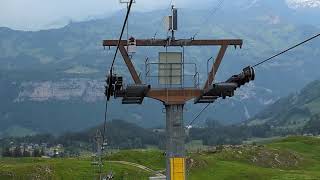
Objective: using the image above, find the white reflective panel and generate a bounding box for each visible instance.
[159,52,182,85]
[125,45,136,54]
[164,16,173,31]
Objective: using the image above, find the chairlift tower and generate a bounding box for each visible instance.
[103,5,255,180]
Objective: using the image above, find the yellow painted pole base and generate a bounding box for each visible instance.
[170,157,185,180]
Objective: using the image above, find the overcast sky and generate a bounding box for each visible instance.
[0,0,214,31]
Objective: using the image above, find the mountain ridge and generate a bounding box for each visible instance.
[247,80,320,133]
[1,0,320,32]
[0,5,320,137]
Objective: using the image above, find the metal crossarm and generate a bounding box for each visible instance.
[103,39,243,47]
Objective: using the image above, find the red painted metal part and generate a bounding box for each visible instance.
[103,39,243,47]
[103,38,243,105]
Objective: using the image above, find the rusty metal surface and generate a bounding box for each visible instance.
[119,45,142,84]
[204,45,228,90]
[147,88,202,105]
[195,66,255,104]
[105,38,244,105]
[103,39,243,47]
[122,84,150,104]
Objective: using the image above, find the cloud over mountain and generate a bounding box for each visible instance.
[286,0,320,9]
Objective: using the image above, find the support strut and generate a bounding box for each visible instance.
[165,104,186,180]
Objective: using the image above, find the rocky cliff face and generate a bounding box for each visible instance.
[15,79,104,103]
[1,2,320,136]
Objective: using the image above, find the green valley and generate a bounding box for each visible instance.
[1,136,320,179]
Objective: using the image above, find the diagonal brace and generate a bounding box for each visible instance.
[119,45,142,84]
[204,45,228,89]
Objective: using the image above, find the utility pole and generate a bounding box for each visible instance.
[92,130,105,180]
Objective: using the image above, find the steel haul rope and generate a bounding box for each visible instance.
[192,0,225,39]
[110,0,134,70]
[253,33,320,68]
[188,103,212,126]
[102,0,134,145]
[188,33,320,127]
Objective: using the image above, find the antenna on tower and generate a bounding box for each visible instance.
[164,4,178,40]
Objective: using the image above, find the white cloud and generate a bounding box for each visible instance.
[0,0,215,31]
[0,0,121,30]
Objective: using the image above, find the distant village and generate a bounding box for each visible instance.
[1,142,64,158]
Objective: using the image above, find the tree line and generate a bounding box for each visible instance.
[1,117,319,156]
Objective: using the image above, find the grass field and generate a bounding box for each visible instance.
[1,136,320,179]
[0,158,152,179]
[188,136,320,180]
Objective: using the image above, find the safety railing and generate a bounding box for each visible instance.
[145,60,199,88]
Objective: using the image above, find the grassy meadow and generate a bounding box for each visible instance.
[1,136,320,179]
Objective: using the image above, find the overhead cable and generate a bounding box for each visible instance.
[192,0,225,39]
[103,0,134,144]
[253,33,320,67]
[188,103,212,126]
[110,0,134,70]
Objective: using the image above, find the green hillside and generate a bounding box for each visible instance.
[0,120,164,152]
[1,136,320,179]
[248,80,320,134]
[0,158,152,179]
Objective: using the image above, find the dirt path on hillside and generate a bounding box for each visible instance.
[108,161,165,177]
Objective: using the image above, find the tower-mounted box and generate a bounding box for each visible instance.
[127,37,136,54]
[164,8,178,31]
[164,16,173,31]
[158,52,182,85]
[172,8,178,31]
